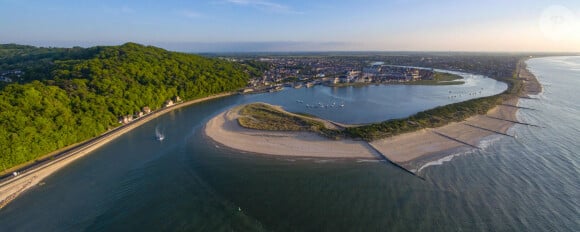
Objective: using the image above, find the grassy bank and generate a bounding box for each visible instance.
[237,103,340,138]
[238,103,324,131]
[407,72,464,85]
[344,95,503,140]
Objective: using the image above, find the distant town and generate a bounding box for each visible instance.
[221,54,520,94]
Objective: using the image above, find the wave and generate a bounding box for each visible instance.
[314,159,335,164]
[417,134,506,173]
[416,152,466,173]
[356,159,381,163]
[478,135,504,150]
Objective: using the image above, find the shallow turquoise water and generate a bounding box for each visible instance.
[0,58,578,231]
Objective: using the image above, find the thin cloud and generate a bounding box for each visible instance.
[120,6,135,14]
[225,0,302,14]
[103,5,135,15]
[181,10,203,19]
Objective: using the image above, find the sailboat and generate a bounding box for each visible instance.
[155,126,165,141]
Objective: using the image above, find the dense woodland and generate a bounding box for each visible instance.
[0,43,251,172]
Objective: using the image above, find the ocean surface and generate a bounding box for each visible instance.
[0,58,578,231]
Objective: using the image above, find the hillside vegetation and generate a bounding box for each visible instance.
[237,103,340,139]
[344,95,503,140]
[0,43,250,172]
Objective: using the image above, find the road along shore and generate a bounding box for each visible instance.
[0,93,233,210]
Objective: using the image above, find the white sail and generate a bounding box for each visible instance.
[155,126,165,141]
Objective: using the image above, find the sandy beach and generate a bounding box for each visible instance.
[369,97,519,170]
[205,106,377,158]
[0,92,233,210]
[205,63,541,172]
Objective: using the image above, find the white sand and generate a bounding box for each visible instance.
[205,107,377,158]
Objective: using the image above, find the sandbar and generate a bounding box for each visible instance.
[205,106,377,158]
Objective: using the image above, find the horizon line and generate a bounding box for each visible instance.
[2,42,580,55]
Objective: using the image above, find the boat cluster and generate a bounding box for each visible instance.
[297,100,345,109]
[448,88,484,99]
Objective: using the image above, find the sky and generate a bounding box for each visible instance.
[1,0,579,52]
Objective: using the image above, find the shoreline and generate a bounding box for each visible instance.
[204,61,542,173]
[0,92,233,210]
[205,105,378,159]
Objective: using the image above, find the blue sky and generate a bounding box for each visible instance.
[1,0,579,52]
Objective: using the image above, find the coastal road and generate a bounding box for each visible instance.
[0,93,233,209]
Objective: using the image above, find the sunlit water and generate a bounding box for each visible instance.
[0,59,578,231]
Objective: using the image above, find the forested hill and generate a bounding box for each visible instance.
[0,43,251,172]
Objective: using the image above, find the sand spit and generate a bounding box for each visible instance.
[205,63,541,173]
[205,106,377,158]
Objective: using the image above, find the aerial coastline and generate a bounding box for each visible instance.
[3,0,580,229]
[204,61,542,172]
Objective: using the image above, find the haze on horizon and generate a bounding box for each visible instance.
[1,0,579,53]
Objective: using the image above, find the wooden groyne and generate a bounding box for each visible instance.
[500,104,537,111]
[366,143,425,180]
[463,123,514,137]
[485,115,541,127]
[431,130,481,149]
